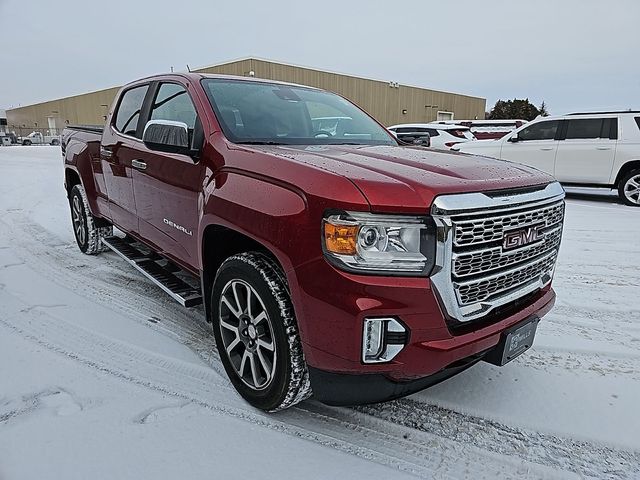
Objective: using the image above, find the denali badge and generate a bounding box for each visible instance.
[163,218,193,236]
[502,223,544,250]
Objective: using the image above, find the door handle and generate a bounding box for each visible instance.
[100,146,113,158]
[131,159,147,170]
[540,147,554,151]
[596,146,611,150]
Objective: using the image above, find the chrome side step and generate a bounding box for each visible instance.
[102,236,202,308]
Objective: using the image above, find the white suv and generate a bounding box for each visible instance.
[454,112,640,206]
[388,123,476,149]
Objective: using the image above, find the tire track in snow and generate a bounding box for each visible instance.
[356,400,640,480]
[0,300,564,480]
[2,210,639,478]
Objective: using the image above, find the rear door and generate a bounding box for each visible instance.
[131,81,203,269]
[500,120,560,174]
[101,84,150,234]
[553,117,617,184]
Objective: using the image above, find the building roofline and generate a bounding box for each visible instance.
[193,56,486,101]
[8,56,485,112]
[6,84,123,113]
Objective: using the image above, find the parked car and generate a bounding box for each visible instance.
[388,123,476,149]
[62,73,565,411]
[19,131,61,145]
[454,111,640,206]
[438,119,529,140]
[1,135,12,146]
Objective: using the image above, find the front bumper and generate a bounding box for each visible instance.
[309,350,487,406]
[289,257,556,388]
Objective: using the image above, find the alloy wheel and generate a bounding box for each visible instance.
[218,279,277,390]
[623,174,640,205]
[72,195,86,246]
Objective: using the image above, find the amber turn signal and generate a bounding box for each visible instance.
[324,222,358,255]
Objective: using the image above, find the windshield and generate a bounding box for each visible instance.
[201,78,397,146]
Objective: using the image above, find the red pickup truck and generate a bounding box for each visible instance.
[62,73,565,411]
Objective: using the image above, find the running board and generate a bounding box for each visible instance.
[101,236,202,308]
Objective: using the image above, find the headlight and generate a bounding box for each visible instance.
[322,211,436,275]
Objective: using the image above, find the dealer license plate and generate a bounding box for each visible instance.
[484,316,539,366]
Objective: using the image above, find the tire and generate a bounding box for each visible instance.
[23,140,31,146]
[69,184,113,254]
[51,139,60,146]
[211,252,311,411]
[618,169,640,207]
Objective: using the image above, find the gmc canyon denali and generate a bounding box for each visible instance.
[62,73,565,411]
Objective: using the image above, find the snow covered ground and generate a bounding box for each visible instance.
[1,146,639,480]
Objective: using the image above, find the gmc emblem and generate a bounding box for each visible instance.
[503,223,545,250]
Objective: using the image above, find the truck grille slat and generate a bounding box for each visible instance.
[454,202,564,247]
[453,226,562,278]
[455,251,558,305]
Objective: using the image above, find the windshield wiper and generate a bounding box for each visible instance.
[237,141,285,145]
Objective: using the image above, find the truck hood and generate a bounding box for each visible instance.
[250,144,555,212]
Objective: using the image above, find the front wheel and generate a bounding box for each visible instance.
[22,140,31,146]
[618,169,640,206]
[211,252,311,411]
[69,184,113,254]
[50,139,60,146]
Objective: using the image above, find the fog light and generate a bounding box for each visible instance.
[362,318,407,363]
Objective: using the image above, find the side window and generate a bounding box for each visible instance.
[517,121,559,141]
[565,118,606,139]
[150,83,197,129]
[113,85,149,137]
[635,117,640,132]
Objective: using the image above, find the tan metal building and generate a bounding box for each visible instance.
[6,58,485,135]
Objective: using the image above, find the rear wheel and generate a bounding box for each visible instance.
[50,139,60,146]
[211,252,311,411]
[618,169,640,206]
[69,184,113,254]
[23,140,31,146]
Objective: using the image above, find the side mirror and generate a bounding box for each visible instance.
[509,134,520,143]
[143,120,193,156]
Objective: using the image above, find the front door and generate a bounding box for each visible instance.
[131,82,202,269]
[501,120,561,175]
[100,84,150,234]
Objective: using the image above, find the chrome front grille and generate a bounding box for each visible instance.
[430,183,565,323]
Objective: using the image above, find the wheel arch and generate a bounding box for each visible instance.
[614,160,640,187]
[200,223,289,323]
[64,167,82,199]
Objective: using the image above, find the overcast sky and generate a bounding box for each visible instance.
[1,0,638,115]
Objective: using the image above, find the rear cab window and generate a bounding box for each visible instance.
[113,85,149,138]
